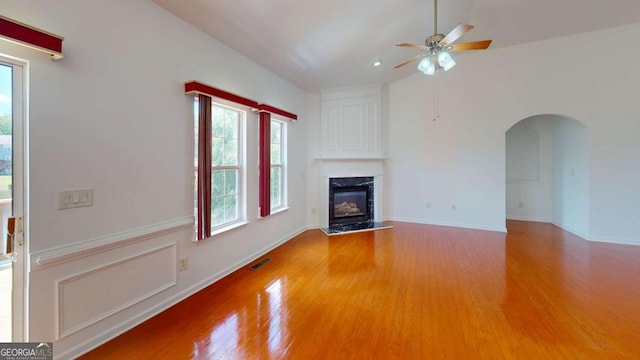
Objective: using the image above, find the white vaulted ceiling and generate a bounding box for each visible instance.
[153,0,640,91]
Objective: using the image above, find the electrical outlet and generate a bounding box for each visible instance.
[311,208,316,215]
[518,201,524,209]
[426,202,431,209]
[178,257,188,271]
[451,204,456,211]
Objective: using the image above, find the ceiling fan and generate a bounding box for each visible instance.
[394,0,492,75]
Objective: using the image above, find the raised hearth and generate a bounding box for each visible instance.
[322,221,393,236]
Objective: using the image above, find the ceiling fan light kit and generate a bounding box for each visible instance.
[394,0,492,75]
[417,56,436,75]
[437,51,456,71]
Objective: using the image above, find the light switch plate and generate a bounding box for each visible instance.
[58,188,93,210]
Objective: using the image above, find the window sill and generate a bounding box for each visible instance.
[209,221,250,238]
[272,207,289,215]
[259,207,289,219]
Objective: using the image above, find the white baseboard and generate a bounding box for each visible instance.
[58,226,309,360]
[385,217,507,233]
[585,235,639,246]
[552,222,639,246]
[506,215,552,223]
[587,236,640,246]
[370,217,638,246]
[551,221,589,240]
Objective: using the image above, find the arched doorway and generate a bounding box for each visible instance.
[506,114,589,236]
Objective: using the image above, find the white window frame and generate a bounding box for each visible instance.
[270,117,287,213]
[194,97,248,237]
[210,101,247,233]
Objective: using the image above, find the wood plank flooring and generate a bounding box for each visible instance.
[81,221,640,359]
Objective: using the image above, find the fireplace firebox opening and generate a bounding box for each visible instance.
[328,177,374,227]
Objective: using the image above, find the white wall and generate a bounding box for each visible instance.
[386,22,640,243]
[0,0,308,357]
[552,117,589,236]
[386,71,508,232]
[306,93,322,227]
[506,117,554,222]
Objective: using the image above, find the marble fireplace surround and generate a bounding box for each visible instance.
[318,158,385,229]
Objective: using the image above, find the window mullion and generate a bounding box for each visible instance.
[211,165,239,171]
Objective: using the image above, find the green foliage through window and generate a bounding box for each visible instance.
[210,103,242,228]
[0,114,11,135]
[270,119,285,210]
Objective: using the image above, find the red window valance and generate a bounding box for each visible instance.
[0,15,64,60]
[184,81,297,121]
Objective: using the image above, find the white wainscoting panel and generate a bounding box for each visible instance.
[320,85,382,159]
[342,103,365,151]
[56,243,177,339]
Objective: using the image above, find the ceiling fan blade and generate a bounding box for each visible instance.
[440,23,474,45]
[396,42,427,50]
[450,39,492,51]
[394,54,423,69]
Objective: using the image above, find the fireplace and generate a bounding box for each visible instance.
[328,177,374,227]
[318,160,392,235]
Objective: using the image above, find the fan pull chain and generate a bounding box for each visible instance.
[432,94,437,121]
[433,71,440,121]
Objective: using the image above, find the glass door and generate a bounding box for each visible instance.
[0,56,26,342]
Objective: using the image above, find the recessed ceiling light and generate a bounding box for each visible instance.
[373,61,381,67]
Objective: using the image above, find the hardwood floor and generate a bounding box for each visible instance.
[81,221,640,359]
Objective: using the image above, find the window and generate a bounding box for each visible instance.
[270,119,286,212]
[186,81,296,226]
[194,96,246,238]
[211,103,243,228]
